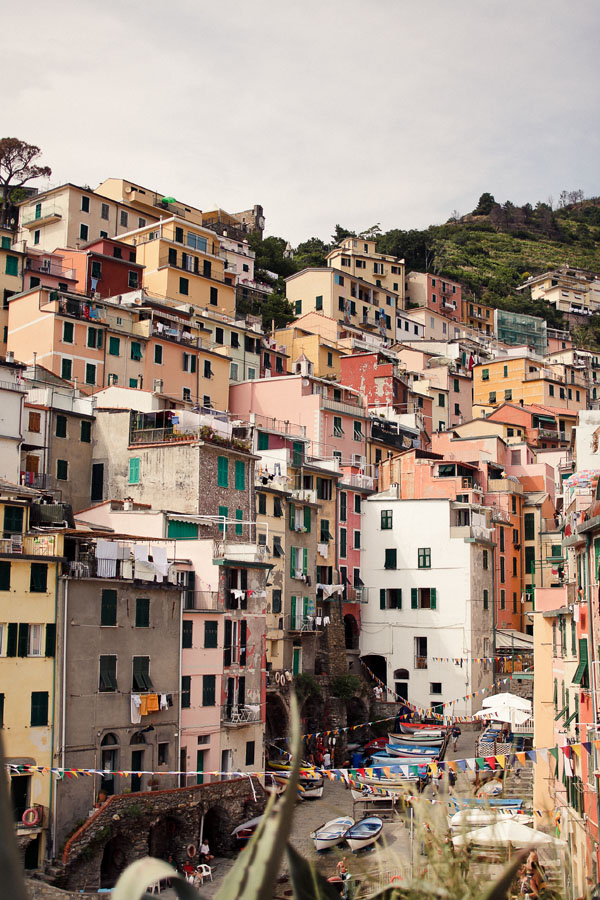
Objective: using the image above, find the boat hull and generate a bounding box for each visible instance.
[384,744,439,758]
[388,733,443,746]
[312,816,354,851]
[344,817,383,852]
[397,724,445,736]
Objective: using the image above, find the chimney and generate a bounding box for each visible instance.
[123,497,133,511]
[6,350,14,363]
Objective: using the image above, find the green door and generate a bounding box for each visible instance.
[196,749,205,785]
[292,647,301,675]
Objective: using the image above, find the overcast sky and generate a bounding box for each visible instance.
[4,0,599,244]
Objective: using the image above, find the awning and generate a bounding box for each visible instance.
[495,630,534,649]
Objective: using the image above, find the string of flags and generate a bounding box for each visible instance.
[431,655,530,664]
[360,659,519,723]
[5,737,593,782]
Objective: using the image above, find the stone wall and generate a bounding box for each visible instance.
[27,881,104,900]
[59,778,266,891]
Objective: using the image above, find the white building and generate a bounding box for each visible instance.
[360,491,495,717]
[0,354,26,482]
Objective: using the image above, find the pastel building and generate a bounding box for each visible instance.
[406,272,462,323]
[327,236,405,302]
[473,352,588,413]
[58,237,144,298]
[1,229,24,350]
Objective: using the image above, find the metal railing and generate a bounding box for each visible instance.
[183,591,222,611]
[20,472,50,489]
[414,656,428,670]
[0,534,61,556]
[0,379,26,393]
[221,705,261,725]
[26,257,75,279]
[321,397,365,416]
[21,204,62,226]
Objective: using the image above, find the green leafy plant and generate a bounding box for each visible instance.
[329,674,363,700]
[293,672,322,700]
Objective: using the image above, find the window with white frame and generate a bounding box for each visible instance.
[28,624,43,656]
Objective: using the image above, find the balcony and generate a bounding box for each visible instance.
[20,472,51,489]
[290,488,317,504]
[213,541,269,564]
[67,557,181,583]
[25,257,76,280]
[0,533,62,557]
[221,705,261,726]
[340,473,375,491]
[0,379,26,393]
[450,523,494,543]
[158,253,229,286]
[22,204,62,227]
[183,591,222,611]
[287,615,318,632]
[344,586,368,603]
[415,656,428,670]
[321,396,364,416]
[371,420,415,450]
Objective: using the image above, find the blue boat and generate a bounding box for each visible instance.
[344,816,383,852]
[384,743,438,758]
[370,753,436,766]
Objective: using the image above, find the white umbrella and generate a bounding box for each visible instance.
[482,693,531,712]
[449,810,534,829]
[452,820,567,849]
[474,706,532,726]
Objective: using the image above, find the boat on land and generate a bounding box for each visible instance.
[272,769,324,799]
[383,743,439,758]
[232,816,262,844]
[357,766,428,790]
[344,816,383,852]
[449,809,533,830]
[397,723,445,736]
[388,732,444,746]
[311,816,355,851]
[370,753,436,766]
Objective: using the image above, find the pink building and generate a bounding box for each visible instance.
[406,272,462,323]
[23,248,78,293]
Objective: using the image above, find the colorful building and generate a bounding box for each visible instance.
[406,271,462,323]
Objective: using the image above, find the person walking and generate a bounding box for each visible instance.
[323,749,331,769]
[451,724,461,752]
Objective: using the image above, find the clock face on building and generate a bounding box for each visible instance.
[258,217,265,229]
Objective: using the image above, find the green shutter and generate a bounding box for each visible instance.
[202,675,215,706]
[204,621,218,648]
[291,596,296,620]
[217,456,228,487]
[101,589,117,626]
[30,563,48,592]
[430,588,437,610]
[235,509,243,535]
[235,460,246,491]
[411,588,418,609]
[304,506,311,532]
[257,432,269,451]
[380,589,386,610]
[45,623,56,657]
[129,457,140,484]
[524,513,535,541]
[167,519,198,539]
[181,675,191,708]
[292,442,303,467]
[218,505,228,533]
[289,502,295,530]
[6,623,17,657]
[135,598,150,627]
[18,622,29,657]
[303,547,308,575]
[290,546,296,577]
[30,691,48,727]
[109,336,120,356]
[182,620,193,648]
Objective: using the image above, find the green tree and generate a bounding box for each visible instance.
[259,290,296,330]
[0,137,51,227]
[331,224,355,245]
[472,192,496,215]
[294,236,328,268]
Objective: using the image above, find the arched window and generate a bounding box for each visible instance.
[101,732,119,746]
[130,731,146,745]
[394,668,409,680]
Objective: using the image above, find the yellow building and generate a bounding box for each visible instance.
[461,298,495,335]
[96,178,205,228]
[119,218,236,317]
[274,321,346,380]
[518,267,600,316]
[473,354,588,412]
[0,229,23,352]
[0,483,63,868]
[285,268,398,343]
[327,236,405,304]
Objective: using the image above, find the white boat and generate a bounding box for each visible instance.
[357,773,421,791]
[344,816,383,852]
[384,744,439,758]
[449,809,533,830]
[311,816,355,851]
[396,724,445,737]
[388,732,444,747]
[231,816,262,843]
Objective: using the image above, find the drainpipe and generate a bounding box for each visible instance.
[491,531,497,684]
[57,576,69,841]
[47,563,59,859]
[584,533,600,873]
[178,587,183,788]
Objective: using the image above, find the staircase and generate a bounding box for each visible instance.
[502,763,534,803]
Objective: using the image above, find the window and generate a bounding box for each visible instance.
[235,509,243,535]
[27,624,43,657]
[454,378,460,392]
[204,621,218,648]
[503,365,508,378]
[4,505,23,534]
[179,277,189,295]
[218,505,228,533]
[135,598,150,628]
[320,519,331,542]
[183,387,191,402]
[182,620,193,648]
[430,683,442,694]
[231,332,239,349]
[500,589,505,609]
[210,286,218,306]
[131,341,142,361]
[109,336,120,356]
[499,528,505,552]
[30,563,48,593]
[295,300,302,315]
[101,202,109,220]
[333,416,344,437]
[79,224,88,241]
[62,321,74,344]
[99,655,117,692]
[353,530,360,550]
[337,527,346,557]
[512,556,517,576]
[483,589,489,610]
[87,326,103,350]
[158,742,168,765]
[101,589,117,626]
[481,369,489,381]
[56,414,67,438]
[132,657,153,691]
[245,741,255,766]
[90,260,102,281]
[384,548,397,569]
[235,460,246,490]
[316,478,332,500]
[418,548,431,568]
[549,384,555,397]
[500,557,505,583]
[217,456,228,487]
[354,494,361,514]
[230,362,239,381]
[353,420,363,440]
[152,343,163,366]
[85,363,96,385]
[273,537,283,560]
[340,492,347,522]
[381,510,393,530]
[181,675,191,708]
[504,389,512,401]
[128,271,139,289]
[120,210,128,228]
[483,550,488,570]
[524,513,535,541]
[56,459,68,480]
[380,588,402,609]
[273,497,283,518]
[525,546,535,575]
[257,493,266,515]
[316,295,323,311]
[183,352,196,373]
[202,674,216,706]
[80,420,91,443]
[411,587,437,609]
[0,561,10,591]
[31,691,48,726]
[130,378,139,389]
[129,457,140,484]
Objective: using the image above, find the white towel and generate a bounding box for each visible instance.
[134,544,149,562]
[317,543,328,558]
[160,694,168,710]
[97,539,119,560]
[97,558,117,577]
[135,560,155,580]
[131,694,142,724]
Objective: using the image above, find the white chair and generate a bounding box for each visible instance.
[147,882,161,895]
[197,864,213,882]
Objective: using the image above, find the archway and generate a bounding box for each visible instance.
[266,692,289,748]
[203,805,231,855]
[100,837,128,888]
[394,668,409,703]
[361,654,387,687]
[148,815,181,861]
[100,733,119,796]
[344,614,359,650]
[301,694,325,735]
[345,696,368,729]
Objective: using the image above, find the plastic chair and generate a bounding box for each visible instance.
[197,864,213,882]
[147,882,161,895]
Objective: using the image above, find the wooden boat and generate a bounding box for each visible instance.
[364,737,389,754]
[311,816,354,851]
[272,769,324,799]
[384,744,439,758]
[343,816,383,852]
[370,753,436,766]
[388,732,443,747]
[397,723,445,736]
[231,815,262,844]
[449,809,533,830]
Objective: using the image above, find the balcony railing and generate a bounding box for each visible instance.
[158,253,229,285]
[287,615,319,632]
[67,557,180,583]
[20,472,51,489]
[0,534,61,556]
[321,397,364,415]
[221,705,261,726]
[341,473,375,491]
[415,656,428,670]
[22,204,62,226]
[25,257,76,280]
[214,541,268,564]
[183,591,222,611]
[0,379,26,393]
